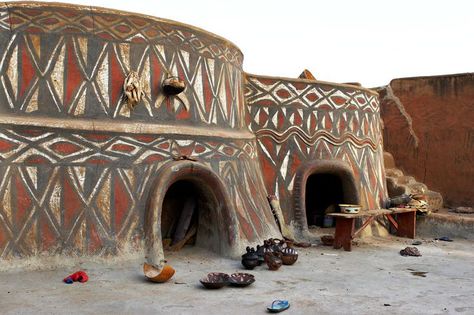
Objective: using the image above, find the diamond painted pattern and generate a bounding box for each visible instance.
[246,75,387,221]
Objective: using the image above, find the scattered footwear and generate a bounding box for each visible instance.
[267,300,290,313]
[63,271,88,284]
[435,236,453,242]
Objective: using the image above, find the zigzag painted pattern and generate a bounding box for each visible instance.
[0,124,273,257]
[0,127,256,165]
[0,31,244,128]
[255,126,380,150]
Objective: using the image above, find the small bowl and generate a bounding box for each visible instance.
[321,235,334,246]
[229,273,255,287]
[339,204,361,214]
[200,272,230,289]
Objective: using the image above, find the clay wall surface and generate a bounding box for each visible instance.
[379,74,474,207]
[246,74,387,232]
[0,2,279,260]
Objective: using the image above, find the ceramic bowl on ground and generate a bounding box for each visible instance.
[339,204,361,214]
[200,272,230,289]
[229,273,255,287]
[143,263,175,283]
[321,235,334,246]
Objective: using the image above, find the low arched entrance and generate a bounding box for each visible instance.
[293,160,360,233]
[145,161,237,266]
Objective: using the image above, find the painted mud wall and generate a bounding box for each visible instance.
[379,74,474,208]
[246,74,387,232]
[0,2,279,260]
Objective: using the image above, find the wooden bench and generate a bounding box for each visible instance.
[327,208,417,251]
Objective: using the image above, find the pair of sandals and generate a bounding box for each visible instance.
[267,300,290,313]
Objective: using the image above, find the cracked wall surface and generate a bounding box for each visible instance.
[378,74,474,207]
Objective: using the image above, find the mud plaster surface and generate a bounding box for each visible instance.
[1,236,474,315]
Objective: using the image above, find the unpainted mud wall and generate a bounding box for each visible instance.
[379,74,474,207]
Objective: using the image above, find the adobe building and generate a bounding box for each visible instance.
[378,74,473,209]
[246,75,387,237]
[0,2,445,267]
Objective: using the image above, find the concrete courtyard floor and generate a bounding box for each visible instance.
[1,236,474,315]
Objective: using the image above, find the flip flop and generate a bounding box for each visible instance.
[267,300,290,313]
[435,236,453,242]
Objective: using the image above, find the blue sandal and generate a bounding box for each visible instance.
[267,300,290,313]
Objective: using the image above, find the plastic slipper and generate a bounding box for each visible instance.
[267,300,290,313]
[435,236,453,242]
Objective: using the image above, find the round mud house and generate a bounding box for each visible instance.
[0,2,279,265]
[246,75,387,236]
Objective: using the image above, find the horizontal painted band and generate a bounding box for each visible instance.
[255,127,381,151]
[0,114,256,140]
[1,1,244,62]
[245,73,379,96]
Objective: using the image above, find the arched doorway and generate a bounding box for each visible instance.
[305,173,345,227]
[145,161,237,266]
[161,180,199,249]
[294,160,360,232]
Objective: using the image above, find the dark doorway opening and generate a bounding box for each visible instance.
[161,180,199,250]
[160,178,224,252]
[305,173,345,227]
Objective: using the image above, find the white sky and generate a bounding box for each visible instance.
[15,0,474,87]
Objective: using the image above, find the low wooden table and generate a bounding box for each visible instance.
[327,208,417,251]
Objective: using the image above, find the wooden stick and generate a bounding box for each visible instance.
[169,224,197,252]
[171,197,196,246]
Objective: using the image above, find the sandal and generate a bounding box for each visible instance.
[267,300,290,313]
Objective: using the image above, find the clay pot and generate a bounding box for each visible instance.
[264,252,282,271]
[241,247,259,270]
[256,245,265,266]
[143,263,175,283]
[281,247,298,265]
[264,238,282,253]
[163,76,186,95]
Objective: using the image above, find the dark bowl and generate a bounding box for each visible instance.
[229,273,255,287]
[200,272,230,289]
[281,254,298,265]
[321,235,334,246]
